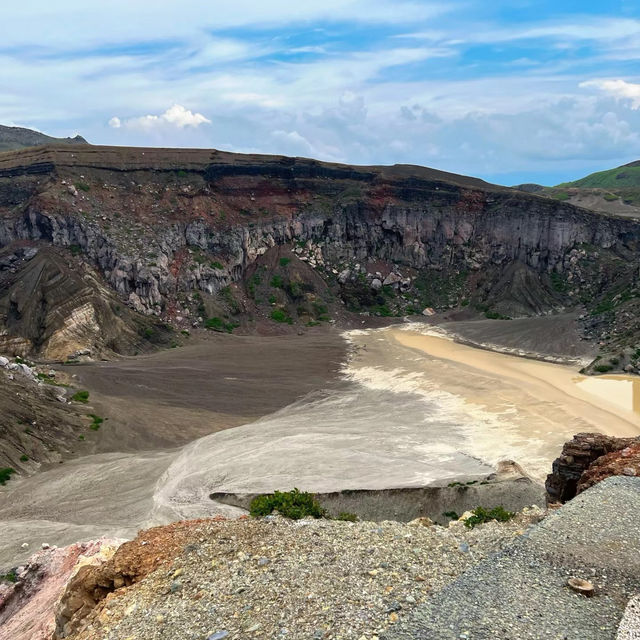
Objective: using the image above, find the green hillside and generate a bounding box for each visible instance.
[557,161,640,189]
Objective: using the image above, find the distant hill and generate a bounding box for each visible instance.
[0,124,88,152]
[514,161,640,219]
[557,160,640,190]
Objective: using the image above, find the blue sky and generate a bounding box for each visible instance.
[1,1,640,185]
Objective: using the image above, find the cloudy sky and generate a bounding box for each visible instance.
[2,1,640,185]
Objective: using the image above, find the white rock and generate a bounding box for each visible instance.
[0,356,9,367]
[422,307,436,316]
[371,278,383,291]
[383,273,402,286]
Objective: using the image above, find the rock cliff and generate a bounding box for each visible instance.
[1,145,640,364]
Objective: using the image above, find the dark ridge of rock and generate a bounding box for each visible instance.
[513,183,545,193]
[545,433,640,503]
[1,144,640,364]
[0,125,88,153]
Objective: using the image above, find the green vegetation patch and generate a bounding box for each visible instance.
[0,467,16,485]
[335,512,358,522]
[204,317,238,333]
[71,390,90,403]
[88,414,104,430]
[279,257,291,267]
[271,309,293,324]
[249,488,326,520]
[463,506,515,529]
[75,182,90,192]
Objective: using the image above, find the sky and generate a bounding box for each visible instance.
[1,1,640,185]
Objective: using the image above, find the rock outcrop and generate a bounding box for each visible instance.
[546,433,640,502]
[2,144,640,363]
[0,539,119,640]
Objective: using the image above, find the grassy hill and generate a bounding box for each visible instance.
[557,161,640,190]
[514,161,640,217]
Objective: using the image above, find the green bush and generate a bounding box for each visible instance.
[88,414,104,430]
[594,364,614,373]
[0,467,16,485]
[71,390,90,403]
[204,317,238,333]
[335,512,358,522]
[443,510,460,520]
[19,454,28,462]
[1,570,17,583]
[279,257,291,267]
[463,506,515,529]
[270,309,292,324]
[249,488,326,520]
[210,261,224,270]
[270,275,284,289]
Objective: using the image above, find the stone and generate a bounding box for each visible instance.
[546,433,640,502]
[371,278,383,291]
[407,517,434,528]
[383,273,402,286]
[337,269,351,284]
[0,356,8,367]
[421,307,435,316]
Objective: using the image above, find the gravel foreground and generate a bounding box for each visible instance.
[68,508,544,640]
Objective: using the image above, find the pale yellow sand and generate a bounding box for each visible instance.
[391,329,640,440]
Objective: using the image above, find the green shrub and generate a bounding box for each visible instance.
[0,468,16,485]
[594,364,614,373]
[249,488,325,520]
[463,506,515,529]
[335,512,358,522]
[271,275,284,289]
[279,257,291,267]
[19,454,28,462]
[71,390,90,403]
[210,261,224,270]
[75,182,90,192]
[69,244,82,256]
[484,310,511,320]
[1,570,17,583]
[88,414,104,430]
[443,511,460,520]
[205,317,238,333]
[270,309,292,324]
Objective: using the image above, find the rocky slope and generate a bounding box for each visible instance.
[546,432,640,502]
[2,145,640,368]
[0,354,89,472]
[0,125,87,153]
[0,508,545,640]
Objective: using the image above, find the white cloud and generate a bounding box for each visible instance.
[580,79,640,109]
[111,104,211,131]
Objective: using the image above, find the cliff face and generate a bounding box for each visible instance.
[1,145,640,362]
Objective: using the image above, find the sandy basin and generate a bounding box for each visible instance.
[1,323,639,568]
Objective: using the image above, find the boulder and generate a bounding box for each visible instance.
[371,278,383,291]
[383,273,402,287]
[546,433,640,503]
